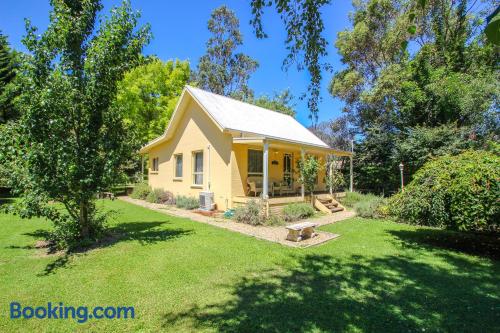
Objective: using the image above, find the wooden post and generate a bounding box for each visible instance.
[329,154,333,196]
[301,148,305,200]
[141,155,145,182]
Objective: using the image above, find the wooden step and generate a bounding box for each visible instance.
[330,207,344,213]
[324,202,338,208]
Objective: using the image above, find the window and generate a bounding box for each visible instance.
[248,149,263,176]
[151,157,159,172]
[174,154,183,178]
[192,151,203,185]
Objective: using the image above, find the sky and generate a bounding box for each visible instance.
[0,0,355,126]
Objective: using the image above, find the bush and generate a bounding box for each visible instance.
[145,189,162,203]
[353,196,387,219]
[282,203,315,222]
[130,182,151,200]
[175,195,199,210]
[388,151,499,232]
[340,191,376,208]
[265,214,286,226]
[233,200,266,226]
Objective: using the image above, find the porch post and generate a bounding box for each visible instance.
[300,148,305,200]
[329,154,333,196]
[141,155,144,181]
[263,141,269,199]
[349,155,354,192]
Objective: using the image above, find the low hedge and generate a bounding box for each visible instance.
[388,151,499,232]
[175,196,199,210]
[130,182,151,200]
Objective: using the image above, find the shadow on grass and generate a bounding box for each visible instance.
[0,196,15,207]
[163,253,500,332]
[13,221,194,276]
[389,228,500,260]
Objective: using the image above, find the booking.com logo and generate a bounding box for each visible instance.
[10,302,135,323]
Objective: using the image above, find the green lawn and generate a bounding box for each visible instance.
[0,199,498,332]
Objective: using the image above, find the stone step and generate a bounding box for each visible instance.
[331,207,344,213]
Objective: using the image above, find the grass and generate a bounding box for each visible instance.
[0,199,499,332]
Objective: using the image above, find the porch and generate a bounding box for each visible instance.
[229,136,352,213]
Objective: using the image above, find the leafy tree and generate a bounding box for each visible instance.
[196,5,258,99]
[250,0,331,123]
[325,165,346,196]
[329,0,499,193]
[252,89,296,117]
[6,0,150,247]
[116,58,190,144]
[0,32,18,123]
[297,155,321,200]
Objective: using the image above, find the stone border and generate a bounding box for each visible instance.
[118,196,355,248]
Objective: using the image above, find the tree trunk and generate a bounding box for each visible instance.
[79,200,90,239]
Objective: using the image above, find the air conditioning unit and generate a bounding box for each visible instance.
[199,191,215,211]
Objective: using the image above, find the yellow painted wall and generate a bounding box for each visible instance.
[147,99,233,210]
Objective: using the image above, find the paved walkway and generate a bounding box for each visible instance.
[118,196,356,248]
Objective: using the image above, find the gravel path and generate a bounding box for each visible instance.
[118,196,356,248]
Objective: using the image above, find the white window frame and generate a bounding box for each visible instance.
[192,150,204,187]
[247,149,263,177]
[174,153,183,180]
[151,157,159,172]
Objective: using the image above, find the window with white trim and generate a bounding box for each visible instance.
[192,151,203,185]
[247,149,263,176]
[174,154,183,178]
[152,157,159,172]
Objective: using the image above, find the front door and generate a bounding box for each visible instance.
[283,153,293,189]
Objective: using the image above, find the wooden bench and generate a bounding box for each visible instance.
[286,222,319,242]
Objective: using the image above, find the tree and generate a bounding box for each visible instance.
[297,155,321,200]
[7,0,150,247]
[329,0,499,193]
[196,5,258,99]
[0,31,18,122]
[116,58,190,144]
[252,89,296,117]
[250,0,331,123]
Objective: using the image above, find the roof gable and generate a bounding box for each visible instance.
[140,85,331,153]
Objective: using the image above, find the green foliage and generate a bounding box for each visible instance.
[6,0,151,247]
[265,214,286,226]
[353,196,387,219]
[116,58,190,144]
[329,0,499,193]
[282,203,315,222]
[388,151,499,232]
[130,182,151,200]
[339,191,370,208]
[233,200,265,226]
[326,165,346,193]
[250,0,330,122]
[175,195,199,210]
[297,155,321,196]
[196,5,258,99]
[145,188,163,204]
[0,31,19,123]
[251,89,296,117]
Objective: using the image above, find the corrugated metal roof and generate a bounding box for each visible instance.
[186,86,330,148]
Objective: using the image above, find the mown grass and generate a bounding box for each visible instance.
[0,199,498,332]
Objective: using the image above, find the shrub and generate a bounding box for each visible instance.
[265,214,286,226]
[353,196,387,219]
[233,200,266,226]
[388,151,499,232]
[282,203,315,222]
[340,191,377,208]
[130,182,151,200]
[175,195,199,210]
[146,189,162,203]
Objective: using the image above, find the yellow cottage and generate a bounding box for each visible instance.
[140,86,352,213]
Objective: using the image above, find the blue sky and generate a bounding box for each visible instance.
[0,0,354,126]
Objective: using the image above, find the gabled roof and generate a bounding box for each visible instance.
[140,85,340,153]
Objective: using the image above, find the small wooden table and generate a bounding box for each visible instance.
[286,222,319,242]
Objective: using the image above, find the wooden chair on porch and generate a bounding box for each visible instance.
[247,177,283,197]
